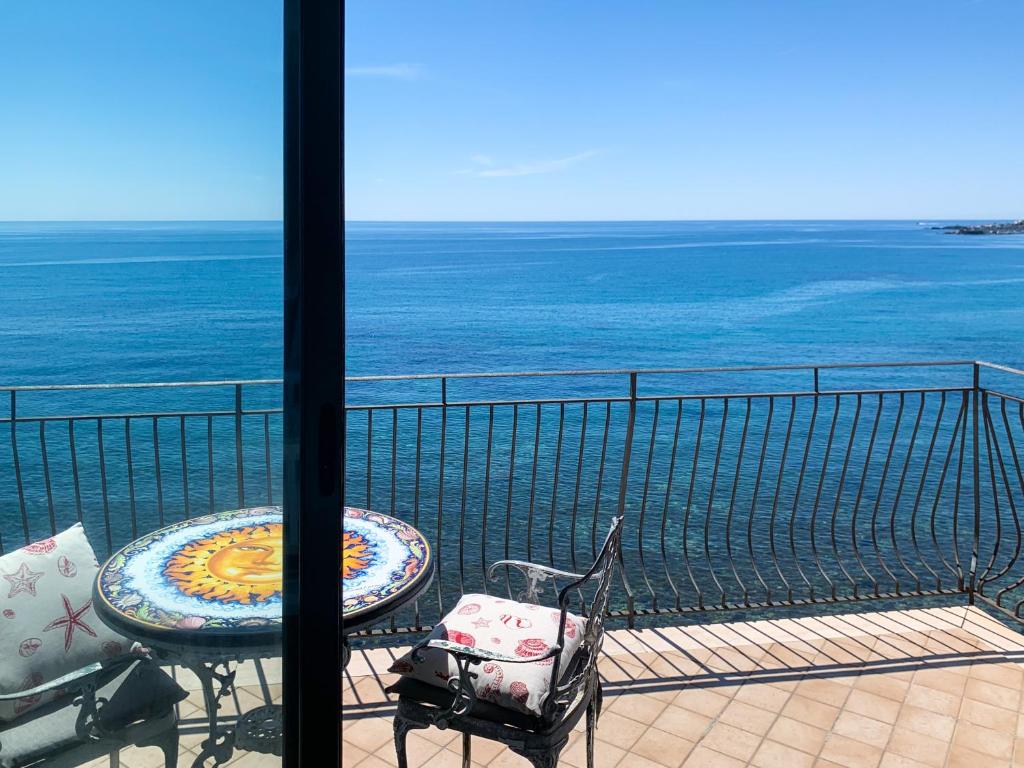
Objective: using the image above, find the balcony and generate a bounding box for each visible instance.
[5,360,1024,766]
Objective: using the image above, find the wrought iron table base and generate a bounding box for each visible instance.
[188,661,282,767]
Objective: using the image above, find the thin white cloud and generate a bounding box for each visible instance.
[345,64,423,80]
[458,150,603,178]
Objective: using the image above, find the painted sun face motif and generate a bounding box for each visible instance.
[163,524,283,605]
[343,530,372,580]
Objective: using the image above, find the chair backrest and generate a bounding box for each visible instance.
[543,515,623,719]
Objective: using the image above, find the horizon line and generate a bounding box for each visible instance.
[0,216,1012,225]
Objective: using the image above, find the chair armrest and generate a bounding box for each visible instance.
[486,560,587,583]
[0,663,105,703]
[487,560,595,604]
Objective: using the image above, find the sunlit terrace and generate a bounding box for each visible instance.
[6,360,1024,767]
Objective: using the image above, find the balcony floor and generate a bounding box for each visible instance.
[342,605,1024,768]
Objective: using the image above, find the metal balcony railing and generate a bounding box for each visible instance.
[4,361,1024,636]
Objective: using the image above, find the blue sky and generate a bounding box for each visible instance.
[2,1,1022,220]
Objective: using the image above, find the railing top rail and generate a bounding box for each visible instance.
[1,359,996,392]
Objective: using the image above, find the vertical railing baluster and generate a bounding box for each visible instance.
[788,395,818,599]
[436,381,447,617]
[683,399,706,608]
[207,416,215,514]
[704,399,728,605]
[748,397,774,603]
[97,418,112,555]
[40,421,56,535]
[851,396,884,596]
[616,373,638,623]
[481,405,494,594]
[69,419,83,525]
[526,403,541,564]
[808,395,839,600]
[969,364,981,601]
[769,398,797,601]
[459,406,470,594]
[125,419,137,539]
[548,402,565,567]
[180,415,191,520]
[591,402,611,560]
[390,408,398,516]
[264,413,273,505]
[726,398,751,603]
[412,407,423,628]
[889,393,926,592]
[153,417,165,527]
[10,391,28,545]
[830,395,862,595]
[637,398,660,608]
[569,402,588,576]
[366,409,373,508]
[870,393,903,594]
[235,383,245,507]
[503,404,518,597]
[910,393,945,590]
[661,400,684,609]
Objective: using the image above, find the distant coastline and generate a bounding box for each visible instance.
[934,219,1024,235]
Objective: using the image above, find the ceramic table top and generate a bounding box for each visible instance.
[94,505,432,650]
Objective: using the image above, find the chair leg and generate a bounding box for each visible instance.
[136,723,180,768]
[462,732,472,768]
[586,694,597,768]
[393,713,428,768]
[109,750,121,768]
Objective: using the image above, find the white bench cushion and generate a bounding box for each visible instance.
[389,592,585,717]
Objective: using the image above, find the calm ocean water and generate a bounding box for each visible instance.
[2,219,1024,386]
[3,221,1024,619]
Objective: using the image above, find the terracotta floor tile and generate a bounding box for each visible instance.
[783,693,842,730]
[964,677,1021,711]
[341,744,368,767]
[797,678,854,709]
[970,662,1023,689]
[832,710,894,748]
[699,721,764,762]
[902,683,961,717]
[946,743,1012,768]
[751,740,816,768]
[894,704,957,742]
[672,686,732,718]
[877,753,933,768]
[680,746,746,768]
[591,710,648,750]
[952,722,1014,760]
[559,735,625,768]
[768,715,829,755]
[885,727,948,768]
[960,697,1017,733]
[607,691,668,725]
[818,733,883,768]
[717,698,779,736]
[911,668,967,698]
[733,680,792,712]
[628,728,695,768]
[651,704,714,742]
[843,688,902,723]
[854,674,911,703]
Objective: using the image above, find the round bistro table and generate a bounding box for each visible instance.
[94,505,433,767]
[342,506,434,667]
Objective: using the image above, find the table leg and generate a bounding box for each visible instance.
[343,636,351,669]
[189,662,238,768]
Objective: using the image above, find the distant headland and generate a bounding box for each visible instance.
[934,219,1024,235]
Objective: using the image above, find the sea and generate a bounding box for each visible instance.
[2,219,1024,386]
[3,220,1024,621]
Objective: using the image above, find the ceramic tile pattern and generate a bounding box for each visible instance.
[105,605,1024,767]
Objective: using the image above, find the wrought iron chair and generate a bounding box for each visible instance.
[387,516,624,768]
[0,654,185,768]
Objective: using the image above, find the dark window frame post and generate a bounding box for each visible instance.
[282,0,344,765]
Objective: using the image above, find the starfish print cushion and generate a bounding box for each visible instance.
[388,593,586,717]
[0,523,131,722]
